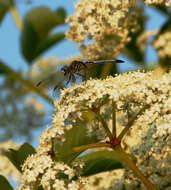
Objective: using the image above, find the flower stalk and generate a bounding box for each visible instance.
[73,142,111,152]
[114,145,157,190]
[96,103,157,190]
[112,101,116,137]
[95,111,113,140]
[0,61,53,104]
[118,104,150,140]
[10,6,22,30]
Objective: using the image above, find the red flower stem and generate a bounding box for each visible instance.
[118,104,150,140]
[112,101,116,137]
[114,145,157,190]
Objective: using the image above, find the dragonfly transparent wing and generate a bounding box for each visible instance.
[36,69,68,93]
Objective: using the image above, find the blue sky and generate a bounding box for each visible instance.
[0,0,167,71]
[0,0,76,70]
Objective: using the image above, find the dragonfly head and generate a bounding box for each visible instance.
[61,65,69,76]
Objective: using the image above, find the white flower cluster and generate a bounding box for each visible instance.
[153,31,171,59]
[54,71,170,121]
[144,0,171,7]
[17,70,171,189]
[66,0,140,59]
[16,153,82,190]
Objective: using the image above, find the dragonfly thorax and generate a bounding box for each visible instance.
[61,65,70,76]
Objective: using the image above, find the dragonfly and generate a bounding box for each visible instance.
[36,59,124,92]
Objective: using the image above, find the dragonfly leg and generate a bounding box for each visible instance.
[80,62,87,81]
[53,84,59,91]
[84,70,87,81]
[66,74,72,85]
[71,74,76,83]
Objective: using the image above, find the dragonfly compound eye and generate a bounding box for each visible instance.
[61,66,68,75]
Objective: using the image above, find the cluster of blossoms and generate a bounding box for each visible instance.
[153,30,171,60]
[65,0,170,61]
[16,153,84,190]
[82,169,124,190]
[136,30,157,53]
[16,70,171,189]
[66,0,140,59]
[122,114,171,189]
[85,110,171,190]
[144,0,171,7]
[0,141,21,182]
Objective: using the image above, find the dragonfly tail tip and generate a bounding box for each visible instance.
[116,59,124,63]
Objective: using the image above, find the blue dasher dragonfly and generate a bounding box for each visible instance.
[36,59,124,92]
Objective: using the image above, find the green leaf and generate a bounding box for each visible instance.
[16,143,36,167]
[2,143,36,172]
[153,15,171,67]
[24,6,66,37]
[156,15,171,36]
[124,6,146,63]
[34,32,65,58]
[55,7,66,24]
[20,20,41,62]
[54,119,99,163]
[20,6,66,63]
[0,175,13,190]
[154,5,171,16]
[78,150,123,176]
[37,186,44,190]
[0,60,9,74]
[0,0,14,23]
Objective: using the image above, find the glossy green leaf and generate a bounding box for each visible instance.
[124,6,146,64]
[37,186,44,190]
[2,143,36,172]
[154,4,171,16]
[0,175,13,190]
[55,7,66,24]
[156,15,171,36]
[54,119,99,163]
[78,150,123,176]
[20,20,39,63]
[24,6,66,37]
[34,32,65,59]
[20,6,66,63]
[153,15,171,67]
[0,0,14,23]
[0,60,9,74]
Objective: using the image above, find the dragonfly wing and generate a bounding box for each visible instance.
[36,70,67,91]
[81,59,124,70]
